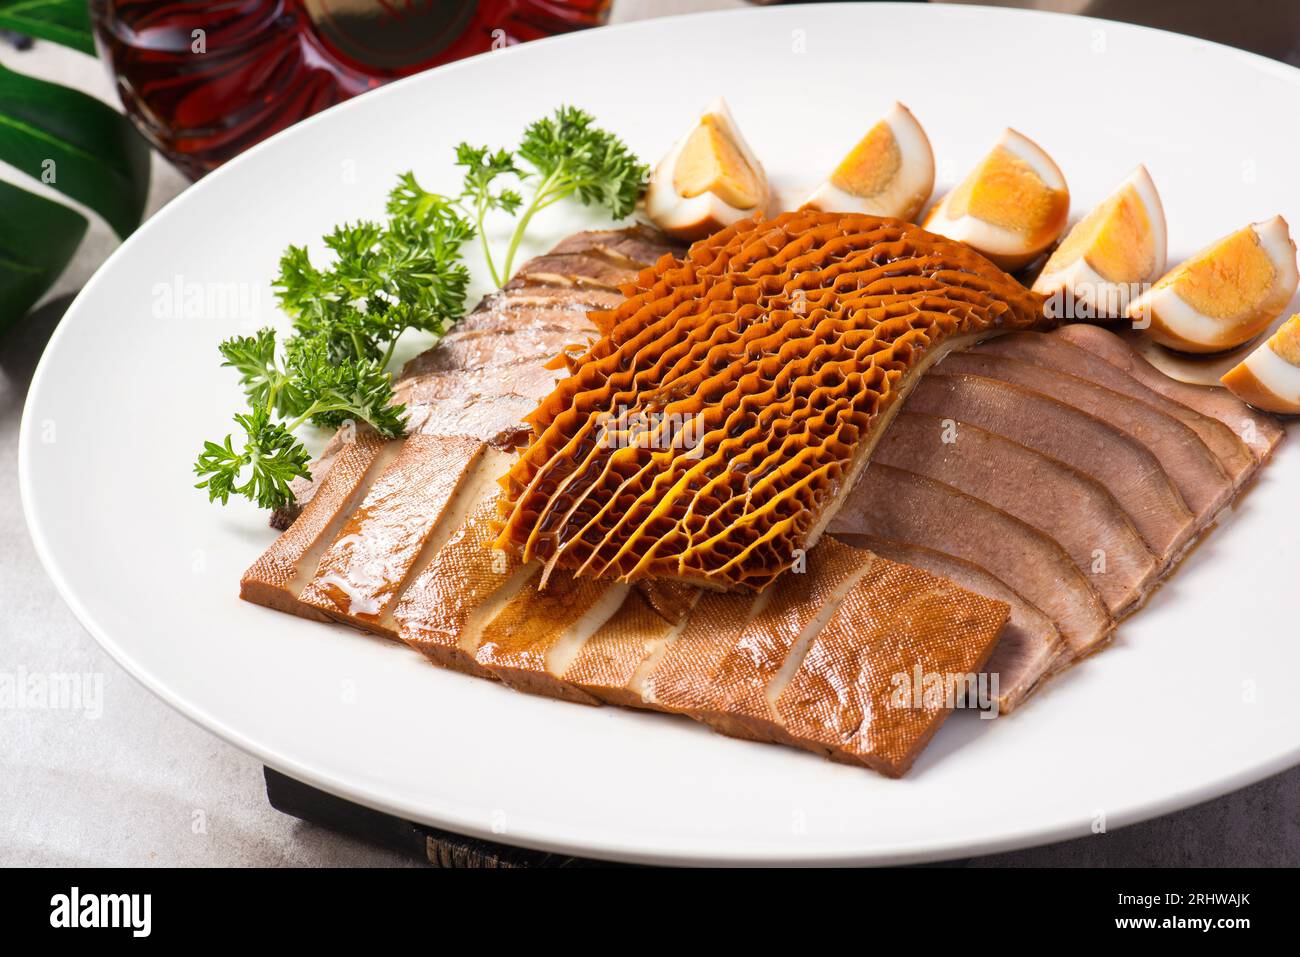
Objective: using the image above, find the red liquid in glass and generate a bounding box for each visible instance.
[90,0,611,179]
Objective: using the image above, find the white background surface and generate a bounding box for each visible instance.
[4,1,1299,866]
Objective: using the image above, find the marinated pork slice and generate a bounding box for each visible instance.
[241,427,398,618]
[943,351,1233,522]
[873,411,1157,615]
[512,252,645,291]
[545,224,684,269]
[297,434,484,635]
[907,373,1195,564]
[827,463,1113,661]
[976,332,1256,487]
[834,535,1063,713]
[774,554,1009,777]
[1054,323,1285,463]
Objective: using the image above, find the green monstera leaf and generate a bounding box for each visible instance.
[0,0,95,54]
[0,2,153,329]
[0,177,87,314]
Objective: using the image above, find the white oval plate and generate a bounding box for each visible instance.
[21,3,1300,865]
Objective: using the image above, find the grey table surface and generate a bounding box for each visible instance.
[2,0,1298,868]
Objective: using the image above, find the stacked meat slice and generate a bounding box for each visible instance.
[829,327,1284,711]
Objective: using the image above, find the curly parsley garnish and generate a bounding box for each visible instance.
[196,107,646,512]
[457,105,648,286]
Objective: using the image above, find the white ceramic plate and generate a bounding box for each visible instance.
[21,3,1300,865]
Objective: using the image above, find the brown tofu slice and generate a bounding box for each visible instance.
[240,427,397,620]
[473,571,630,706]
[645,538,873,738]
[298,434,483,636]
[561,590,698,710]
[829,463,1113,662]
[775,556,1009,777]
[392,451,534,677]
[836,534,1063,713]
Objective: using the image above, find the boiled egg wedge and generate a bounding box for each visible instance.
[803,102,934,222]
[1126,216,1298,354]
[1221,314,1300,413]
[1032,165,1166,318]
[644,98,769,242]
[922,128,1069,271]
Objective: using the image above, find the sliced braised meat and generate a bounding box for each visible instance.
[907,373,1195,564]
[1054,323,1284,463]
[511,252,642,291]
[491,286,629,314]
[828,463,1114,660]
[400,325,588,378]
[547,225,682,268]
[976,332,1256,487]
[834,535,1062,713]
[874,411,1157,615]
[773,554,1009,778]
[297,435,484,635]
[942,352,1233,523]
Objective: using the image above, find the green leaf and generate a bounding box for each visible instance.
[0,62,150,238]
[0,0,95,54]
[0,177,86,329]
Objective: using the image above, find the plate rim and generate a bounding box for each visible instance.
[19,1,1300,865]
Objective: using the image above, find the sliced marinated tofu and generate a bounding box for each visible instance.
[774,555,1009,777]
[908,373,1195,565]
[828,463,1114,661]
[241,426,398,619]
[473,572,630,706]
[1054,323,1284,462]
[835,535,1063,713]
[635,580,701,626]
[392,449,535,677]
[976,332,1256,487]
[646,537,873,736]
[874,411,1157,615]
[943,351,1233,523]
[297,435,483,636]
[561,589,702,710]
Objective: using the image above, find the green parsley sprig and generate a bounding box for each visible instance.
[196,107,648,513]
[456,106,648,286]
[195,173,466,511]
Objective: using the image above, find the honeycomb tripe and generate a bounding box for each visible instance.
[495,210,1048,591]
